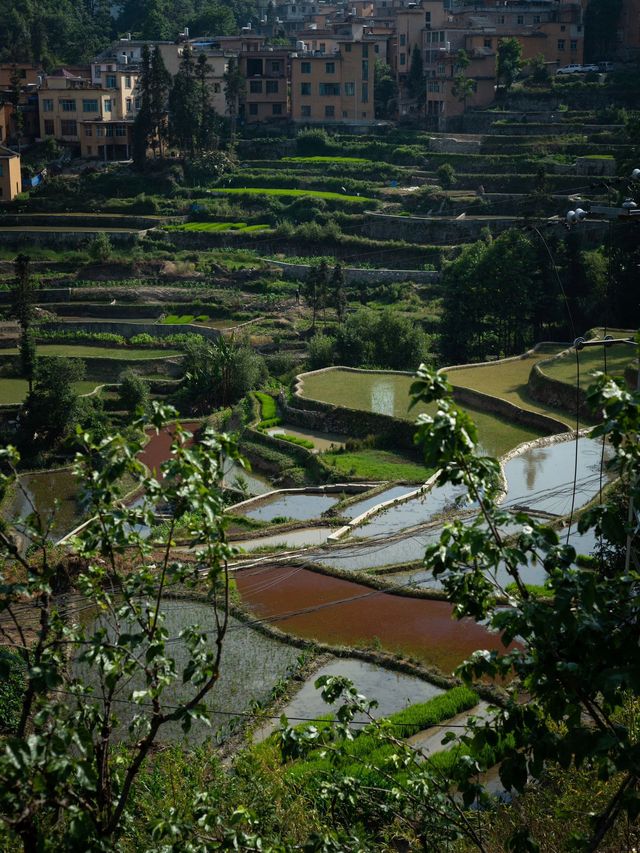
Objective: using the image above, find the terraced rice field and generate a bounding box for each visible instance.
[0,378,101,404]
[299,368,543,457]
[0,345,181,360]
[539,341,637,390]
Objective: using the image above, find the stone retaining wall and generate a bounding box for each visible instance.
[0,231,140,248]
[451,385,569,435]
[528,362,592,420]
[263,258,440,285]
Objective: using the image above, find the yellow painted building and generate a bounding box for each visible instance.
[38,66,140,160]
[291,40,375,124]
[0,146,21,202]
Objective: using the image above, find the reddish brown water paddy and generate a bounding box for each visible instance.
[138,421,201,476]
[235,565,511,674]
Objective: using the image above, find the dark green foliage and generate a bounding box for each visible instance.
[0,649,25,734]
[21,356,85,448]
[374,60,397,119]
[11,254,38,393]
[497,37,523,91]
[332,307,429,370]
[118,369,150,417]
[180,336,265,412]
[307,334,335,370]
[406,44,424,102]
[254,391,277,421]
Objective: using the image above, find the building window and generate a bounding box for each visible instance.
[134,97,141,110]
[301,61,311,73]
[271,61,281,72]
[0,165,3,176]
[319,42,326,53]
[115,125,126,136]
[570,39,577,51]
[558,39,565,50]
[266,80,278,93]
[362,59,369,77]
[272,103,282,115]
[325,105,335,117]
[96,127,105,136]
[345,43,352,52]
[301,104,311,117]
[84,125,92,136]
[125,75,131,88]
[533,14,540,23]
[400,53,406,66]
[104,125,114,136]
[425,11,431,25]
[249,103,258,115]
[343,110,348,117]
[517,14,524,24]
[60,99,76,112]
[344,81,355,95]
[104,99,112,112]
[301,82,311,95]
[44,119,54,135]
[400,34,406,46]
[42,99,53,112]
[319,82,340,95]
[126,97,132,112]
[82,99,99,112]
[484,38,492,48]
[362,44,368,58]
[106,74,117,88]
[428,81,440,92]
[95,67,101,77]
[499,15,505,23]
[249,80,263,93]
[437,62,445,74]
[60,119,77,136]
[361,82,369,103]
[86,146,92,155]
[560,24,566,31]
[375,44,379,53]
[214,83,221,93]
[325,62,335,73]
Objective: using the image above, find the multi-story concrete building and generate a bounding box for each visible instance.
[424,46,496,126]
[0,146,21,202]
[239,47,290,122]
[38,65,140,160]
[291,39,375,123]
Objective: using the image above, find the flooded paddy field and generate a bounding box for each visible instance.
[341,485,418,519]
[235,564,512,673]
[5,468,83,541]
[237,493,340,522]
[299,368,543,457]
[78,601,301,743]
[269,658,444,731]
[233,527,335,552]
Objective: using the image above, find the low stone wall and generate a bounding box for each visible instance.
[528,362,592,420]
[262,258,440,285]
[0,230,140,248]
[40,320,220,342]
[451,385,569,435]
[362,213,524,244]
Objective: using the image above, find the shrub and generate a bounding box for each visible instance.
[88,232,112,262]
[307,334,335,370]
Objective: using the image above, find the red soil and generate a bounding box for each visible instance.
[138,422,201,477]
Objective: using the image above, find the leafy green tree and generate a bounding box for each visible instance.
[21,356,85,447]
[11,254,38,394]
[333,308,428,370]
[307,333,335,370]
[409,361,640,851]
[181,335,265,412]
[374,60,397,119]
[195,52,219,151]
[303,263,321,331]
[118,368,150,417]
[436,162,456,189]
[528,52,550,86]
[452,72,475,111]
[0,407,243,849]
[497,37,522,90]
[88,231,112,262]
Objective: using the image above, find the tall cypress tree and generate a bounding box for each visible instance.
[169,45,198,157]
[11,255,37,394]
[150,46,171,157]
[132,43,152,169]
[195,52,218,151]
